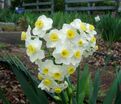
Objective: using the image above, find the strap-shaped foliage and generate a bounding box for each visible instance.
[103,68,121,104]
[115,69,121,104]
[89,70,100,104]
[76,64,90,104]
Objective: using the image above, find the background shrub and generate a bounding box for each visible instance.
[0,9,94,28]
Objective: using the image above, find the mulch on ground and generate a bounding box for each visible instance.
[0,63,29,104]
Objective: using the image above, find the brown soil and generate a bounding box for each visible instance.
[0,63,29,104]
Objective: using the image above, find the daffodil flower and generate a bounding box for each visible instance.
[25,38,45,62]
[38,77,54,91]
[70,19,87,34]
[95,15,100,22]
[44,29,62,48]
[85,24,97,35]
[70,49,83,65]
[63,64,77,76]
[36,60,54,75]
[61,24,78,43]
[23,15,97,94]
[32,15,53,37]
[21,25,31,41]
[53,42,73,65]
[36,59,66,81]
[51,81,68,93]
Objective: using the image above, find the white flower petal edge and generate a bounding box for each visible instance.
[32,15,53,37]
[44,29,62,48]
[52,42,73,65]
[95,15,100,22]
[21,25,31,41]
[25,38,45,62]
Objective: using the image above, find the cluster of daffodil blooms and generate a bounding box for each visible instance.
[21,15,98,94]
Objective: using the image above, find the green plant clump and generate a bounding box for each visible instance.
[50,12,94,29]
[97,15,121,43]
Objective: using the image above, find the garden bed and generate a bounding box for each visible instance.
[0,37,121,103]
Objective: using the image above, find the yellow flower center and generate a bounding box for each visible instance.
[67,66,75,74]
[74,51,81,59]
[80,23,86,31]
[43,68,49,74]
[49,33,59,42]
[61,49,70,58]
[67,29,76,39]
[53,72,62,80]
[54,87,62,93]
[35,20,44,29]
[89,25,95,31]
[78,39,84,47]
[21,32,26,40]
[38,73,43,80]
[95,45,98,50]
[43,79,52,86]
[90,36,96,43]
[27,45,36,55]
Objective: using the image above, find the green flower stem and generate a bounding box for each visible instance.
[67,86,77,104]
[66,78,73,94]
[67,87,72,104]
[59,91,69,104]
[65,73,78,104]
[76,65,81,104]
[66,77,76,104]
[64,91,69,104]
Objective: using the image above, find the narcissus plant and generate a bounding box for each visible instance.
[21,15,97,94]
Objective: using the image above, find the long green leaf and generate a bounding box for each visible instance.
[115,69,121,104]
[89,70,100,104]
[76,64,90,104]
[76,65,81,104]
[103,67,121,104]
[103,78,117,104]
[103,72,119,104]
[79,65,90,104]
[115,85,121,104]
